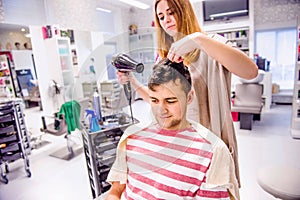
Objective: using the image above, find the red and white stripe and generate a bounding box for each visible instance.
[122,124,230,200]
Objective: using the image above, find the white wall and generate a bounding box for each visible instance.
[29,25,54,115]
[1,0,46,25]
[0,0,4,22]
[254,0,300,30]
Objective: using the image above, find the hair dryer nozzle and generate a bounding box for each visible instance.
[111,53,144,73]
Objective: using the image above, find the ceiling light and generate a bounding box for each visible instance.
[119,0,150,9]
[96,7,112,13]
[21,28,26,32]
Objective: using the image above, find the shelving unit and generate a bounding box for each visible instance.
[81,114,138,199]
[128,28,157,86]
[215,28,250,55]
[291,16,300,139]
[0,99,31,184]
[44,37,75,102]
[0,52,19,98]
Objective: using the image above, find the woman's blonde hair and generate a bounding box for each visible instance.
[154,0,202,65]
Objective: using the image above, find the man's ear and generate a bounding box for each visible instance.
[187,90,194,104]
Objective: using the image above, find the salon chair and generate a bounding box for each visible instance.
[231,83,263,130]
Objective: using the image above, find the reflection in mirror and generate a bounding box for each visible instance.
[0,23,40,109]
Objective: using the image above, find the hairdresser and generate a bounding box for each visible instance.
[117,0,258,187]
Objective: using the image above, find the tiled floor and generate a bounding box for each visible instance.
[0,101,299,200]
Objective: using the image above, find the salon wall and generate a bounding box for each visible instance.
[254,0,300,30]
[0,0,4,22]
[128,7,154,30]
[44,0,129,34]
[1,0,46,25]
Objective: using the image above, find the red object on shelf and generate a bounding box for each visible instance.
[231,99,239,122]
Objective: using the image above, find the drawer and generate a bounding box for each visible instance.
[1,152,21,161]
[0,125,15,136]
[95,140,118,154]
[0,113,14,123]
[97,154,116,166]
[93,133,109,145]
[0,142,19,154]
[0,133,17,143]
[99,165,111,181]
[0,103,13,111]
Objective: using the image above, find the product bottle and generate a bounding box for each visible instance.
[93,90,103,122]
[85,109,101,132]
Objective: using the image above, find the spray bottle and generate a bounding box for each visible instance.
[85,109,101,132]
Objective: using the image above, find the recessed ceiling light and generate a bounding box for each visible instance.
[119,0,150,9]
[21,28,26,32]
[96,7,112,13]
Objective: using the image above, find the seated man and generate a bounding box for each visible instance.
[106,59,239,200]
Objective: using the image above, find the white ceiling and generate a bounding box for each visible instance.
[0,22,29,33]
[98,0,154,9]
[0,0,155,33]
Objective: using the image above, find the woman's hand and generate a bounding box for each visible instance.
[116,71,132,85]
[167,32,202,63]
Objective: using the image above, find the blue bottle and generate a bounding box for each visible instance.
[85,109,101,132]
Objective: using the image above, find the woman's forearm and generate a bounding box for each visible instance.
[130,77,150,102]
[196,33,258,79]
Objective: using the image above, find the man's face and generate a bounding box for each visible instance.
[149,79,192,130]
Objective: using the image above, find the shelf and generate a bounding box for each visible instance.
[229,37,248,41]
[0,67,9,70]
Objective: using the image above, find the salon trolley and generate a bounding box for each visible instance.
[0,98,31,184]
[81,113,138,199]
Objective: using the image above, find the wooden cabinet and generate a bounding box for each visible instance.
[291,16,300,139]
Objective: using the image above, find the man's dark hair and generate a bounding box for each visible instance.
[148,58,192,95]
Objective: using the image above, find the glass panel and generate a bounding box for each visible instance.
[255,28,296,89]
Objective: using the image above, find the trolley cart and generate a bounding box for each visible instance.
[0,99,31,184]
[81,113,138,199]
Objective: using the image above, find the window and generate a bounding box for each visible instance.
[255,28,297,90]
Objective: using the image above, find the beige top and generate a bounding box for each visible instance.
[187,34,240,187]
[107,120,240,200]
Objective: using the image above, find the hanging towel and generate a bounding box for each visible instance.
[58,100,81,134]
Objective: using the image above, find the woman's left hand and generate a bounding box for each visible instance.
[167,32,202,63]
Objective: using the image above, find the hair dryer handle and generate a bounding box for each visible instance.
[124,81,132,102]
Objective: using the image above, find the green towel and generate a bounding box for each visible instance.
[58,100,81,134]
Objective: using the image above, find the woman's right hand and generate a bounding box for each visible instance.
[116,71,132,85]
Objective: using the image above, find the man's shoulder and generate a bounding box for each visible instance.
[189,120,226,148]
